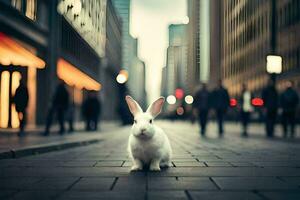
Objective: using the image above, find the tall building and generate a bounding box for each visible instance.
[130,38,147,108]
[0,0,103,129]
[187,0,221,93]
[221,0,300,97]
[112,0,145,104]
[101,0,123,120]
[165,24,188,96]
[111,0,133,70]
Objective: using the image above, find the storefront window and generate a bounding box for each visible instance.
[10,0,37,21]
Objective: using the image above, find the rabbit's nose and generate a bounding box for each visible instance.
[141,128,146,132]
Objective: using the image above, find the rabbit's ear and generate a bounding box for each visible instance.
[147,97,165,118]
[125,95,143,116]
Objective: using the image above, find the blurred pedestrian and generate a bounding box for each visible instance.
[212,80,230,136]
[44,80,70,135]
[239,83,253,137]
[262,79,278,138]
[193,83,211,136]
[67,100,75,133]
[280,81,299,138]
[13,78,29,136]
[82,92,101,131]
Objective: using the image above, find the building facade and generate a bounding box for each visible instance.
[221,0,300,96]
[165,24,188,96]
[0,0,102,129]
[187,0,221,93]
[101,0,123,120]
[111,0,146,107]
[111,0,132,70]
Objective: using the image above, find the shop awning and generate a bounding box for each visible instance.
[57,58,101,91]
[0,32,45,68]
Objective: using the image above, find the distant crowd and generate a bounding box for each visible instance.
[192,79,299,138]
[13,79,102,136]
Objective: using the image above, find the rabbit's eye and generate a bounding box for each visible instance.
[149,119,153,124]
[134,120,137,123]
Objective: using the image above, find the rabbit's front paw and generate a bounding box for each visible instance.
[150,160,161,171]
[131,165,143,171]
[150,165,161,171]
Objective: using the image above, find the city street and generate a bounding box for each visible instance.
[1,121,300,200]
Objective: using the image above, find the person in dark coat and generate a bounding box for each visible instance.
[193,83,211,136]
[280,81,299,138]
[239,83,253,137]
[13,78,29,136]
[212,80,230,136]
[82,92,101,131]
[262,79,278,138]
[44,80,70,135]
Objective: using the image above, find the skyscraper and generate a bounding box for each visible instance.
[220,0,300,96]
[165,24,188,95]
[111,0,133,70]
[187,0,221,93]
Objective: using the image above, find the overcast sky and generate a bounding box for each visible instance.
[130,0,187,102]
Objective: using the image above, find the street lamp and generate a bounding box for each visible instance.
[266,55,282,82]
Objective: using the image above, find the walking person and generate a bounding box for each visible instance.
[239,83,253,137]
[193,83,211,136]
[44,80,70,135]
[82,92,101,131]
[280,81,299,138]
[212,80,230,136]
[13,78,29,136]
[262,79,278,138]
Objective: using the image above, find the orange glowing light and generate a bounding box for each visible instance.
[0,71,10,128]
[57,58,101,91]
[0,32,45,68]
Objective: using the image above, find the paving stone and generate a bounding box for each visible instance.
[95,161,123,167]
[24,177,79,190]
[280,177,300,187]
[252,161,300,167]
[229,162,256,167]
[260,191,300,200]
[71,177,115,190]
[148,191,188,200]
[173,161,206,167]
[59,161,97,167]
[10,191,60,200]
[0,177,41,190]
[113,176,146,191]
[148,177,217,190]
[57,191,145,200]
[0,190,17,199]
[205,161,233,167]
[189,191,262,200]
[212,177,298,190]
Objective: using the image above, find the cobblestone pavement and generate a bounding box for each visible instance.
[1,121,300,200]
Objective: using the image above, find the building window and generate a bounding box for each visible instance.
[10,0,37,21]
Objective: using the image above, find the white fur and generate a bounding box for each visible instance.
[125,96,172,171]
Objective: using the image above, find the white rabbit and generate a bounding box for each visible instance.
[125,95,172,171]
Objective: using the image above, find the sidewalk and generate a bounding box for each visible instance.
[1,120,300,200]
[0,121,121,159]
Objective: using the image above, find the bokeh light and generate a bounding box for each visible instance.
[166,95,176,105]
[184,95,194,104]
